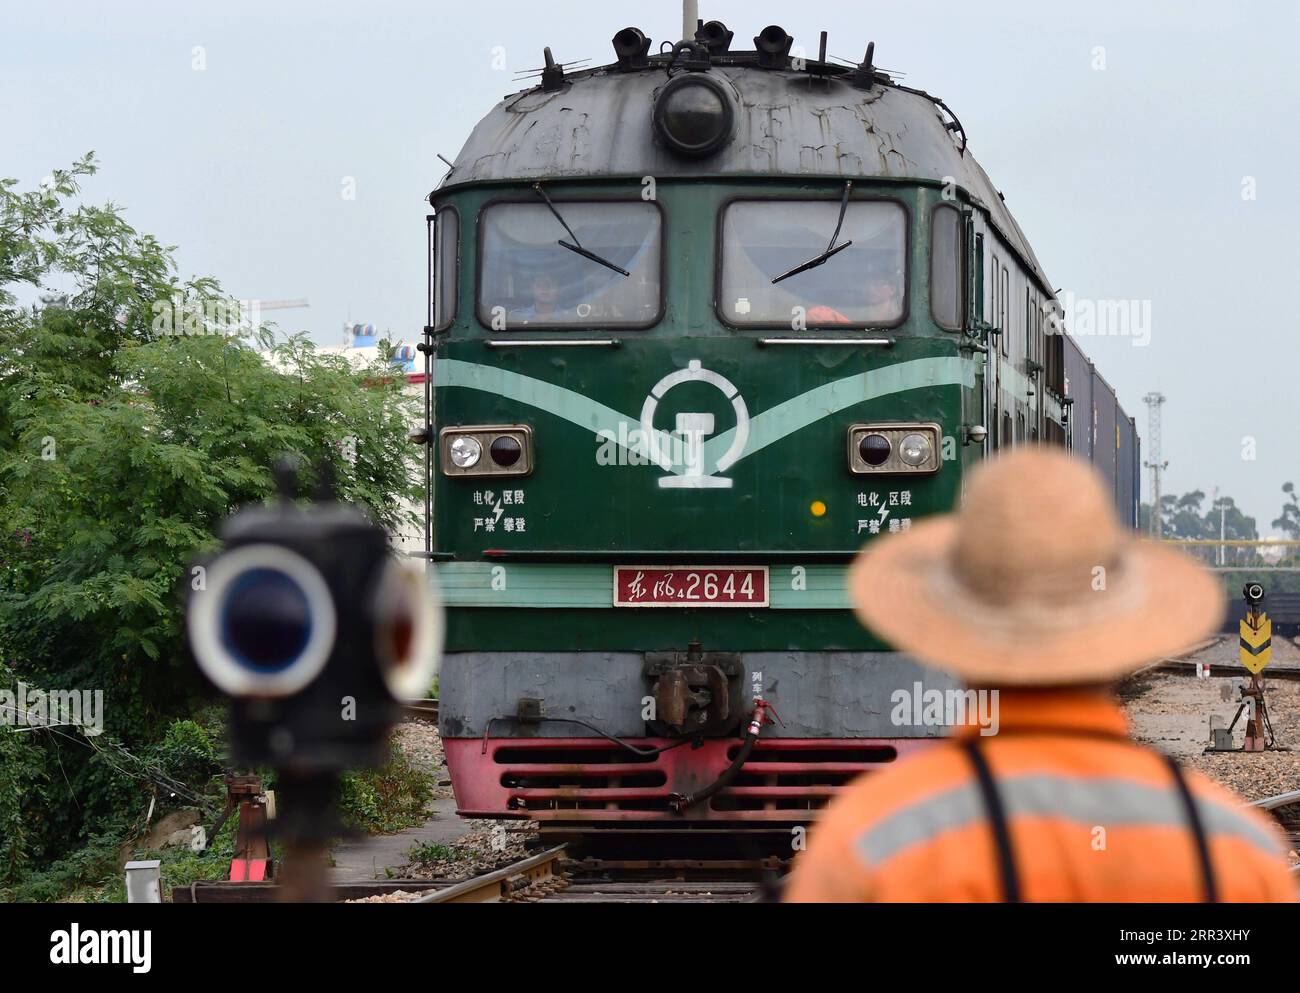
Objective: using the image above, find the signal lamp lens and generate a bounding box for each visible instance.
[187,544,337,698]
[373,562,444,700]
[449,436,482,468]
[221,568,312,672]
[859,434,891,467]
[898,433,932,467]
[489,436,522,467]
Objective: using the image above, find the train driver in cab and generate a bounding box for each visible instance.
[508,272,563,324]
[862,264,903,323]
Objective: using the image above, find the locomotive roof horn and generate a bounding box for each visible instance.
[694,20,733,54]
[754,25,793,68]
[612,27,652,71]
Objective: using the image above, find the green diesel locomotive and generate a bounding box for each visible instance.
[420,20,1139,824]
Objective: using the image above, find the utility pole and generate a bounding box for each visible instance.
[1211,485,1226,566]
[1219,493,1226,566]
[1142,392,1168,537]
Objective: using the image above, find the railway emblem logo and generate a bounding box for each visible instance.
[640,360,749,489]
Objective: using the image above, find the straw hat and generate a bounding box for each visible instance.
[847,448,1224,686]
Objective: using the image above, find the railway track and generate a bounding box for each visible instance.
[401,698,439,722]
[1250,788,1300,872]
[415,844,784,904]
[407,786,1298,905]
[1139,635,1300,682]
[419,791,1300,902]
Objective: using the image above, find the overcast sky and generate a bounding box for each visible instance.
[5,0,1298,530]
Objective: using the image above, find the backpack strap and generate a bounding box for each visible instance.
[1160,752,1219,903]
[960,738,1022,902]
[962,733,1218,902]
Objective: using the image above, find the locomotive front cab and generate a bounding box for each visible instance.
[421,30,1044,824]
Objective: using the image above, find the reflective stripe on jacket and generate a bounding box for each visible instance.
[785,689,1297,902]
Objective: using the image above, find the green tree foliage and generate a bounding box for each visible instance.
[1272,482,1300,540]
[1139,490,1258,541]
[0,156,420,889]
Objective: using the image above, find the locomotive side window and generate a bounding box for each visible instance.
[1025,289,1035,364]
[432,209,459,331]
[718,200,906,327]
[930,205,961,330]
[477,202,661,329]
[1000,266,1009,357]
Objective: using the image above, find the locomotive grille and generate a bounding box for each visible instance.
[489,739,899,814]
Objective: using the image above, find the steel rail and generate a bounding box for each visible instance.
[400,698,439,722]
[416,845,569,903]
[1247,789,1300,876]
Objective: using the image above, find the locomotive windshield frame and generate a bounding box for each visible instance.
[474,194,667,331]
[715,192,911,330]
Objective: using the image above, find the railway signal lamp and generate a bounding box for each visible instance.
[186,460,442,900]
[187,461,442,773]
[1243,582,1265,606]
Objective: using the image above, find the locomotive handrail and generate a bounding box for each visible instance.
[757,337,893,347]
[479,548,862,562]
[484,338,620,348]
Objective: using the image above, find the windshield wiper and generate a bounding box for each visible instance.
[532,183,630,278]
[771,179,854,284]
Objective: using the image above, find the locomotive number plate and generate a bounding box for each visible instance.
[613,566,769,608]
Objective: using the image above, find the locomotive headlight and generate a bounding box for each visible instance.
[449,436,482,468]
[847,423,942,475]
[653,74,734,158]
[187,544,337,697]
[898,433,932,467]
[441,425,533,478]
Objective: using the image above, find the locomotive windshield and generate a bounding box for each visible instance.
[719,200,906,327]
[478,201,661,328]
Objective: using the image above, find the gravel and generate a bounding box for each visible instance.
[386,717,538,879]
[1122,636,1300,808]
[390,719,453,798]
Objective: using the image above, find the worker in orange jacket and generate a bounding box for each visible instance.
[786,449,1296,902]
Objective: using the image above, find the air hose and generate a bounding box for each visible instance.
[669,698,781,813]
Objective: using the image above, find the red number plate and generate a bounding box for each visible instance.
[613,566,769,608]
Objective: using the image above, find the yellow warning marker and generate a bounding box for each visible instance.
[1238,612,1272,674]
